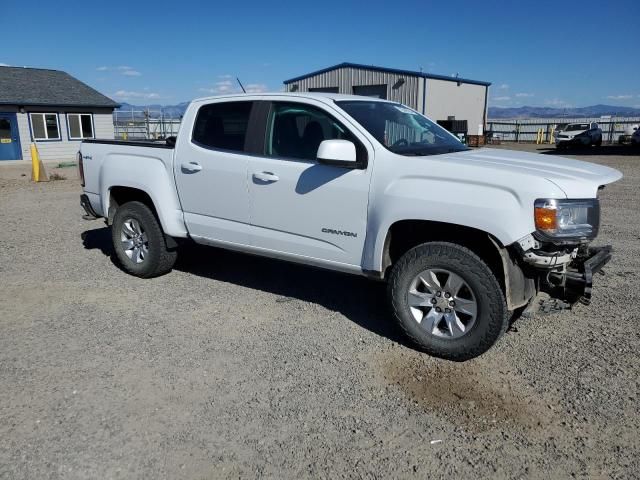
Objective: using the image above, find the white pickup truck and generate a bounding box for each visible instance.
[79,93,622,360]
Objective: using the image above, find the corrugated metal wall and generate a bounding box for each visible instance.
[287,66,423,112]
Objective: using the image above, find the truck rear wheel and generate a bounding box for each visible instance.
[111,201,177,278]
[388,242,508,361]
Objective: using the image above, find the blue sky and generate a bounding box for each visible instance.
[3,0,639,108]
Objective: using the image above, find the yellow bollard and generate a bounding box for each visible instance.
[549,127,555,144]
[30,143,48,182]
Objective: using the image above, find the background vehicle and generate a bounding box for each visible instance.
[632,127,640,147]
[554,122,602,148]
[618,124,639,144]
[79,93,622,361]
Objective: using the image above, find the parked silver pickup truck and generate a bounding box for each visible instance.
[79,93,622,360]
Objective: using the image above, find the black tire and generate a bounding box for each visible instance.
[387,242,508,361]
[595,138,602,147]
[111,201,177,278]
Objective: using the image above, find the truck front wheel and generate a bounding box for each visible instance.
[388,242,508,361]
[111,201,177,278]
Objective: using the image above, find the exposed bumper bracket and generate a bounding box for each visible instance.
[547,245,612,305]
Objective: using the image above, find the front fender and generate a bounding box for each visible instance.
[100,154,187,237]
[363,175,563,273]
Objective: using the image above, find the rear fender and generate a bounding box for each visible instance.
[100,154,187,237]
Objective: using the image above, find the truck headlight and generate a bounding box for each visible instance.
[534,198,600,242]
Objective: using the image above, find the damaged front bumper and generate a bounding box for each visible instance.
[512,233,614,308]
[545,245,612,305]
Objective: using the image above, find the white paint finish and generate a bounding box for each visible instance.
[248,156,371,265]
[317,139,357,163]
[172,97,252,244]
[425,79,487,134]
[81,143,187,238]
[81,92,623,277]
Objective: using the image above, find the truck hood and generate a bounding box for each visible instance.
[445,148,622,198]
[556,129,586,137]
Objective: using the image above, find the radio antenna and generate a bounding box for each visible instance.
[236,77,246,93]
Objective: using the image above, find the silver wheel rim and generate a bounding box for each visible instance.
[120,218,149,264]
[407,268,478,339]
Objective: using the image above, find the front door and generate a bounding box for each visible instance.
[173,100,254,245]
[248,101,372,267]
[0,113,21,160]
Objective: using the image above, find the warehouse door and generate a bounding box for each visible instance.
[353,84,387,99]
[0,113,21,160]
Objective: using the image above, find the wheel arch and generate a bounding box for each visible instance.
[377,219,535,310]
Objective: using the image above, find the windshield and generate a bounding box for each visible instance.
[565,123,589,131]
[336,100,468,156]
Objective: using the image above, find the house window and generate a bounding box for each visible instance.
[30,113,60,140]
[67,113,94,139]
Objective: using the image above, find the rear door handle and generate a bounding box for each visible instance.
[181,162,202,173]
[253,171,279,183]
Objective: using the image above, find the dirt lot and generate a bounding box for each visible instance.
[1,145,639,479]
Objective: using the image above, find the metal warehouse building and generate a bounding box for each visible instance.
[284,62,491,136]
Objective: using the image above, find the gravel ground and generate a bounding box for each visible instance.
[1,145,638,479]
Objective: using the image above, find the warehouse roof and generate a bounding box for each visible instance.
[0,66,120,108]
[284,62,491,87]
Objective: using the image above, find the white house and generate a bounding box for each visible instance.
[0,66,118,162]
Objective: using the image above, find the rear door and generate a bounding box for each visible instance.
[247,100,373,267]
[174,100,255,245]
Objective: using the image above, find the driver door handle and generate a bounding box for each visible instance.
[181,162,202,173]
[253,171,279,183]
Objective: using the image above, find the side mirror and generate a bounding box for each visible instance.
[316,140,357,167]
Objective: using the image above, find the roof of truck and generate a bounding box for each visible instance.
[192,92,395,104]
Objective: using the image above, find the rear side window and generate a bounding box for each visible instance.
[192,101,253,152]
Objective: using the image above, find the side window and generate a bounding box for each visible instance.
[67,113,94,139]
[30,113,60,140]
[192,101,253,152]
[265,102,359,161]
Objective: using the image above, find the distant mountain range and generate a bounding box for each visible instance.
[114,102,640,120]
[487,104,640,119]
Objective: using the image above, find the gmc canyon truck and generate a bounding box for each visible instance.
[79,93,622,360]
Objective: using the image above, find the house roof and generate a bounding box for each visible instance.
[0,66,120,108]
[283,62,491,87]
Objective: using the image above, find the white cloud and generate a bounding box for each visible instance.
[605,94,633,100]
[544,98,572,107]
[98,65,142,76]
[111,90,161,100]
[245,83,268,93]
[498,83,509,90]
[515,92,534,98]
[198,75,269,95]
[492,96,511,101]
[0,62,11,67]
